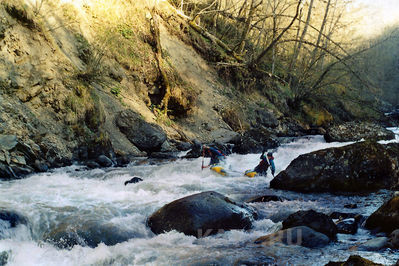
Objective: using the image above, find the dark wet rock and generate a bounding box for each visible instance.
[254,109,279,128]
[86,161,100,169]
[389,229,399,249]
[116,109,167,153]
[173,140,192,151]
[344,204,357,209]
[305,127,327,136]
[246,195,286,203]
[232,128,279,154]
[44,220,137,249]
[147,191,257,237]
[270,141,399,193]
[0,210,28,228]
[149,152,178,159]
[255,226,330,248]
[357,237,389,251]
[336,219,358,235]
[365,195,399,233]
[324,122,395,142]
[276,118,307,137]
[34,160,49,172]
[183,139,202,158]
[0,251,9,266]
[0,210,29,239]
[96,155,113,167]
[325,255,383,266]
[124,177,143,185]
[282,210,337,240]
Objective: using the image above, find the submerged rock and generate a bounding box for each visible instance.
[282,210,337,240]
[325,255,383,266]
[124,177,143,185]
[389,229,399,249]
[270,141,399,193]
[365,195,399,233]
[0,209,28,228]
[357,237,389,251]
[0,251,9,266]
[336,219,358,235]
[44,220,137,249]
[246,195,286,203]
[324,122,395,142]
[147,191,257,237]
[254,226,330,248]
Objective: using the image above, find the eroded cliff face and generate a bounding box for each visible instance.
[0,0,244,174]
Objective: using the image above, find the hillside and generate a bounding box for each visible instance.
[0,0,388,176]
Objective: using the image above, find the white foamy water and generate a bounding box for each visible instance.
[0,132,398,265]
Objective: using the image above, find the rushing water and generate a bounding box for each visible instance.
[0,131,399,266]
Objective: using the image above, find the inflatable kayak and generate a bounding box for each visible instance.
[210,165,227,176]
[244,170,257,178]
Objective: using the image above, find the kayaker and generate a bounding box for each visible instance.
[267,152,276,177]
[202,145,226,168]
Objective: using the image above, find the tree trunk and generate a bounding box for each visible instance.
[289,0,313,74]
[250,0,302,69]
[310,0,331,67]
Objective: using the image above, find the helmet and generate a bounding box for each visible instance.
[267,152,273,157]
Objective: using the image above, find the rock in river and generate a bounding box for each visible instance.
[365,195,399,233]
[324,121,395,142]
[270,141,399,193]
[282,210,337,240]
[147,191,257,237]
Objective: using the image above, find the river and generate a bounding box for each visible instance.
[0,129,398,265]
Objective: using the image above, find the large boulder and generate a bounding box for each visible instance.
[270,141,399,193]
[232,128,279,154]
[282,210,337,240]
[116,109,167,153]
[324,122,395,142]
[365,195,399,233]
[254,226,330,248]
[147,191,257,237]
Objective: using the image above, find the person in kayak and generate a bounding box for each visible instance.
[202,145,226,168]
[249,151,275,177]
[267,152,276,177]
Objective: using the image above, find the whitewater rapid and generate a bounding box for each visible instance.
[0,131,398,265]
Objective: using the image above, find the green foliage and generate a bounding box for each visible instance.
[151,105,174,126]
[110,86,121,96]
[117,24,134,39]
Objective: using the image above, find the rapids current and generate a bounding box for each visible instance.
[0,129,399,265]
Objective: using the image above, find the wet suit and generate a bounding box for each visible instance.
[206,147,225,165]
[254,153,269,176]
[268,154,276,176]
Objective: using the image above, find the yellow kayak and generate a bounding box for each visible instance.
[210,166,227,176]
[244,170,257,178]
